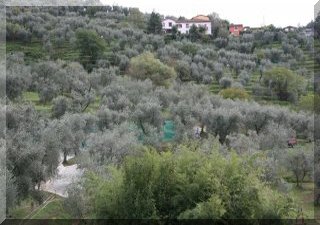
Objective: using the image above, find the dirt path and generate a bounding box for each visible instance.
[40,155,83,197]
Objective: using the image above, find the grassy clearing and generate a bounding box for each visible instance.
[23,91,40,102]
[8,192,71,220]
[8,197,35,219]
[84,97,101,113]
[22,91,52,114]
[23,91,101,114]
[6,39,79,63]
[8,192,52,219]
[291,182,315,219]
[6,41,46,64]
[31,198,71,219]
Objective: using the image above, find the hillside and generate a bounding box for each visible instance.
[3,5,319,222]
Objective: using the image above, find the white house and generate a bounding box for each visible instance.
[283,26,297,33]
[162,15,212,35]
[302,28,314,37]
[162,18,176,31]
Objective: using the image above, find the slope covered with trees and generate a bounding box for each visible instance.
[3,5,318,222]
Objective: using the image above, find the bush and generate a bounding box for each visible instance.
[238,70,250,86]
[38,83,60,104]
[263,67,306,102]
[175,60,191,82]
[52,96,71,118]
[75,29,106,71]
[214,37,228,49]
[284,147,313,188]
[128,52,176,87]
[219,77,233,89]
[219,88,250,100]
[298,94,320,113]
[6,75,25,100]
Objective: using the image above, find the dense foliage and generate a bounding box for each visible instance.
[80,144,297,220]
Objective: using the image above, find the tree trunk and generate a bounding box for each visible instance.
[63,152,68,164]
[296,174,300,188]
[259,70,263,83]
[315,193,320,206]
[200,124,206,138]
[139,120,146,135]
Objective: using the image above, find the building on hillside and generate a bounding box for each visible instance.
[283,26,297,33]
[162,15,212,35]
[191,15,210,21]
[242,26,251,32]
[242,26,265,34]
[315,0,320,18]
[302,28,314,37]
[229,24,244,36]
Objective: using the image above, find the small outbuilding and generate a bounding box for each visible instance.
[287,137,297,148]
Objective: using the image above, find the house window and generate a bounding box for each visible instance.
[186,24,189,28]
[178,24,182,28]
[169,22,172,27]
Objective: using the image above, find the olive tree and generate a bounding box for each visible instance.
[57,113,89,163]
[284,147,313,188]
[51,96,71,118]
[6,53,32,100]
[86,122,140,165]
[6,104,60,199]
[205,108,242,144]
[263,67,306,102]
[132,96,164,146]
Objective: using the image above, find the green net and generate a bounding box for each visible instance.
[163,120,175,141]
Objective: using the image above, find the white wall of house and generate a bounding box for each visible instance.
[303,28,314,37]
[162,19,176,30]
[162,20,212,35]
[178,22,212,35]
[177,23,190,34]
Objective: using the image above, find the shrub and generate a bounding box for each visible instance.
[75,29,106,71]
[298,94,320,112]
[238,70,251,86]
[219,77,233,89]
[128,52,176,87]
[263,67,306,102]
[219,88,250,100]
[52,96,71,118]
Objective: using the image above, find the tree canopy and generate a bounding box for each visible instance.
[75,29,106,71]
[128,52,176,87]
[263,67,306,102]
[81,144,297,220]
[147,12,162,34]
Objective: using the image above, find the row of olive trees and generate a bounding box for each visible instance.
[4,97,313,217]
[6,50,308,108]
[54,76,312,168]
[6,5,312,87]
